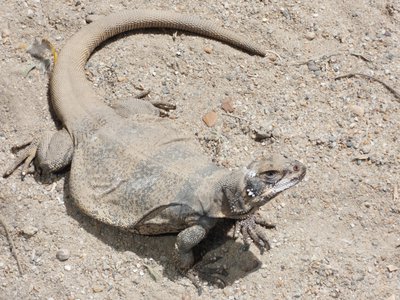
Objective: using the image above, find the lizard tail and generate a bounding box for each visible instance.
[50,10,265,129]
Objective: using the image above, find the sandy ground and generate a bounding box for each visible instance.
[1,1,399,299]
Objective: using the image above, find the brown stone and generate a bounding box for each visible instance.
[202,111,217,127]
[221,98,235,113]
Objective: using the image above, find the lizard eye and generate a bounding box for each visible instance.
[259,170,281,184]
[264,170,277,177]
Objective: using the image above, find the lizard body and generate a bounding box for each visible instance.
[4,10,306,274]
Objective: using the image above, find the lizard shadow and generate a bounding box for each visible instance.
[60,172,263,288]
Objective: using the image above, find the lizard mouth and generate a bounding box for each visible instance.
[259,164,306,201]
[260,167,306,198]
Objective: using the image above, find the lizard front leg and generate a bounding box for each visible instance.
[3,129,73,178]
[175,224,224,293]
[175,224,207,271]
[234,213,276,252]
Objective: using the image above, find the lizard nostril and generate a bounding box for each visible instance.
[293,164,299,172]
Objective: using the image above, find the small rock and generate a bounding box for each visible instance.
[56,249,70,261]
[251,121,273,141]
[203,111,217,127]
[1,28,10,38]
[349,104,364,117]
[352,272,365,281]
[225,74,233,81]
[21,225,38,237]
[27,9,35,18]
[64,265,72,271]
[305,32,316,40]
[85,14,103,24]
[387,265,398,272]
[204,46,213,54]
[307,60,319,72]
[221,98,234,113]
[360,145,371,154]
[92,285,104,293]
[161,86,170,95]
[280,8,291,19]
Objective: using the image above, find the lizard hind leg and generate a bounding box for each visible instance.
[113,98,176,118]
[3,129,73,178]
[113,98,160,118]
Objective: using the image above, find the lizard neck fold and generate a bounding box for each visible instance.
[195,169,248,219]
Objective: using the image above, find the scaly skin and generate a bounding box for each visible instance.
[3,10,306,283]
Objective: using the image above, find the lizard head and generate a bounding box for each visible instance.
[227,155,306,217]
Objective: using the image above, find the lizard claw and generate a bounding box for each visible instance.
[3,140,38,179]
[234,214,275,252]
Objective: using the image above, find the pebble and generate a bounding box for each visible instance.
[349,104,364,117]
[387,265,398,272]
[27,9,35,19]
[307,60,319,72]
[203,111,217,127]
[64,265,72,271]
[85,14,103,24]
[221,98,235,113]
[305,32,316,40]
[21,225,38,237]
[1,28,10,38]
[352,272,365,281]
[251,121,273,141]
[280,8,291,19]
[204,46,213,54]
[117,76,127,82]
[360,145,371,154]
[92,285,104,293]
[161,86,170,94]
[56,249,70,261]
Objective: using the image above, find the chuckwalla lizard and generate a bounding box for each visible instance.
[4,10,306,274]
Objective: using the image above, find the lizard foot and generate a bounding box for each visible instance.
[3,139,39,178]
[184,256,227,295]
[234,214,275,253]
[3,129,73,178]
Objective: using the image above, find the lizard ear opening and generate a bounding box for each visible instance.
[244,176,266,199]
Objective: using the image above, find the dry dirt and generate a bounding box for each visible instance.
[1,1,400,299]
